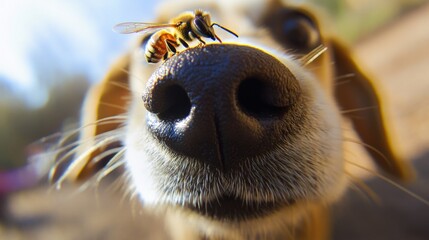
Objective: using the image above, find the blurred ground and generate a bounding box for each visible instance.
[1,2,429,240]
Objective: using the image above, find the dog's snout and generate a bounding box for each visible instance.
[143,44,301,170]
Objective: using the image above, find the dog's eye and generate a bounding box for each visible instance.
[264,10,321,53]
[282,15,319,51]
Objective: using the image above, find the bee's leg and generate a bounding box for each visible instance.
[189,31,206,46]
[196,36,206,46]
[178,38,189,48]
[162,40,178,61]
[166,39,177,54]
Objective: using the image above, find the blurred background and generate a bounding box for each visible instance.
[0,0,157,170]
[0,0,428,239]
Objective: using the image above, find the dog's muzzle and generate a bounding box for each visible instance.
[143,44,301,171]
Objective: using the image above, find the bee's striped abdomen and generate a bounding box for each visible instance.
[145,30,179,63]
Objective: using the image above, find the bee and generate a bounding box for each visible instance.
[113,9,238,63]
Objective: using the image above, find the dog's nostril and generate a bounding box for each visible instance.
[143,84,191,121]
[237,77,289,118]
[159,85,191,121]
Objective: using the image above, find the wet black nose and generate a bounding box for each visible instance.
[143,44,301,171]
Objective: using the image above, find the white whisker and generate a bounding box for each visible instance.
[335,73,355,81]
[49,128,124,181]
[96,148,126,182]
[347,160,429,206]
[109,80,131,91]
[344,171,381,204]
[99,101,129,111]
[54,133,123,187]
[340,105,377,114]
[96,160,125,185]
[56,115,127,146]
[90,147,124,165]
[300,44,327,66]
[343,137,391,169]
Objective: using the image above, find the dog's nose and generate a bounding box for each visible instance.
[143,44,301,170]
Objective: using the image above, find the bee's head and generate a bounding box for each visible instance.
[191,10,217,41]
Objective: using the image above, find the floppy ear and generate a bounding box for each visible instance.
[53,54,131,182]
[331,40,413,180]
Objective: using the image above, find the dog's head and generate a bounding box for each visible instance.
[53,0,413,238]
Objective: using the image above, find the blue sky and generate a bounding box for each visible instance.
[0,0,157,108]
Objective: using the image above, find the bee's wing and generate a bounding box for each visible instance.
[112,22,179,34]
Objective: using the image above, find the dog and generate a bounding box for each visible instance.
[49,0,413,239]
